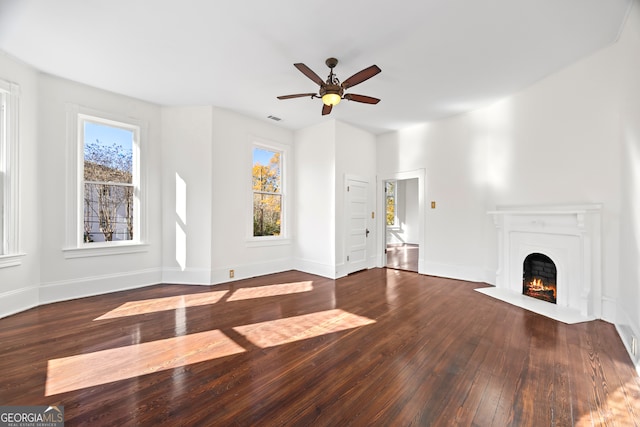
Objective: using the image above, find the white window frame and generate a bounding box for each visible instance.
[247,138,289,245]
[63,106,148,258]
[0,79,23,268]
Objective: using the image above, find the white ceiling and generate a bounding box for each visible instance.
[0,0,632,134]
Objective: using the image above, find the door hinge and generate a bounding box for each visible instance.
[347,255,350,261]
[347,186,350,192]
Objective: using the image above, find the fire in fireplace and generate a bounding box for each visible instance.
[522,253,557,304]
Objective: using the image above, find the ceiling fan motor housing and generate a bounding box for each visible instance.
[320,84,343,98]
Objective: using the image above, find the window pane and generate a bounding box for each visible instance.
[84,122,133,183]
[252,146,283,238]
[252,148,280,193]
[386,181,396,226]
[82,119,136,244]
[253,193,281,237]
[84,183,134,242]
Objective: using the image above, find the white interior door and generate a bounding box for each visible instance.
[345,177,369,274]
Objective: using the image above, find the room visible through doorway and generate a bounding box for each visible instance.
[384,178,419,272]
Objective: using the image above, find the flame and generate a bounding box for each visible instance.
[526,278,556,298]
[529,278,545,291]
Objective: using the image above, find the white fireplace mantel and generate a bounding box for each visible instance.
[483,204,602,323]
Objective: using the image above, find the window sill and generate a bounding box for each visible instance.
[0,253,26,269]
[246,237,291,248]
[63,243,150,259]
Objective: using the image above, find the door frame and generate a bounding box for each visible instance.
[377,169,426,274]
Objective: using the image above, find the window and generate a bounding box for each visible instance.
[0,79,19,264]
[385,181,397,227]
[0,87,6,253]
[252,145,284,238]
[79,114,140,246]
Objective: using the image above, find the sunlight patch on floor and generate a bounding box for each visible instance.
[94,290,229,320]
[227,281,314,302]
[574,377,640,426]
[49,307,375,396]
[45,330,245,396]
[233,309,375,348]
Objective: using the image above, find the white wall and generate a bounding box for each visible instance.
[0,52,40,317]
[334,121,377,276]
[37,74,164,303]
[293,119,376,278]
[161,106,214,284]
[162,106,296,285]
[293,121,336,278]
[378,117,492,283]
[210,107,295,283]
[616,0,640,370]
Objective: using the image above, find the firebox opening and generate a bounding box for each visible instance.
[522,253,557,304]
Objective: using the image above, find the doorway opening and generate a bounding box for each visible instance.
[384,179,419,272]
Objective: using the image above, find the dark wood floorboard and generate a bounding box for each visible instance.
[0,268,638,426]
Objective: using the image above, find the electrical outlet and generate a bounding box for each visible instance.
[632,336,638,356]
[229,269,234,278]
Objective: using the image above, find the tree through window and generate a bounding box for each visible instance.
[252,147,282,237]
[82,118,137,243]
[385,181,397,227]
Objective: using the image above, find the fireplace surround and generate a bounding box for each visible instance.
[481,204,602,323]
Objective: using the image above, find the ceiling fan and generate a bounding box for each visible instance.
[277,57,381,116]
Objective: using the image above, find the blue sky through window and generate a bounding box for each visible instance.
[84,121,133,152]
[253,147,276,166]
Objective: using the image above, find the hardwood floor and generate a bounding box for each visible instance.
[1,269,639,426]
[386,243,419,272]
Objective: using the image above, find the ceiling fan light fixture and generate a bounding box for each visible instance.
[278,58,381,115]
[322,92,341,106]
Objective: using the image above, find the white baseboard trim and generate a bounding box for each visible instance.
[423,261,494,284]
[39,268,163,305]
[211,258,294,285]
[162,267,212,285]
[294,258,337,279]
[615,305,640,375]
[0,286,39,319]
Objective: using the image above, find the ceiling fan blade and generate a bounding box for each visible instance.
[344,93,380,104]
[322,104,332,116]
[294,63,325,86]
[277,93,317,100]
[342,65,381,89]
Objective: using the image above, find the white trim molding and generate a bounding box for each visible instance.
[0,80,20,258]
[488,204,602,320]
